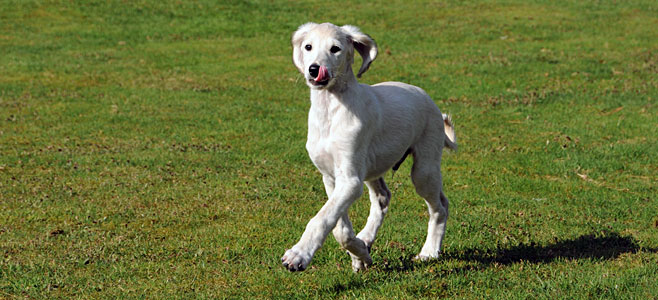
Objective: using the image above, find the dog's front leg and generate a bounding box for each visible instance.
[321,176,373,271]
[333,213,373,272]
[281,176,363,271]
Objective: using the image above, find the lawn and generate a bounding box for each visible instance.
[1,0,656,298]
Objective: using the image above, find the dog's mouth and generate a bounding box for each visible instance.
[309,65,331,87]
[309,78,330,86]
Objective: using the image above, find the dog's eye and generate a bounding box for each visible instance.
[304,44,312,51]
[330,46,341,53]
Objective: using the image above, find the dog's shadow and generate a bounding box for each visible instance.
[382,231,653,272]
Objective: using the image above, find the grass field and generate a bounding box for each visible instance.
[1,0,657,298]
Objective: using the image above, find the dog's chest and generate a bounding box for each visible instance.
[306,129,335,175]
[305,97,337,174]
[305,93,362,176]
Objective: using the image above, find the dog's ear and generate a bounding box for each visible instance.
[292,22,317,73]
[341,25,378,78]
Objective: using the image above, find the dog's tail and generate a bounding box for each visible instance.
[442,114,457,151]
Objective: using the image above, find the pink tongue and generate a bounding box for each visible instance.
[315,66,328,82]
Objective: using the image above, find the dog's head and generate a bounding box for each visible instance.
[292,23,378,89]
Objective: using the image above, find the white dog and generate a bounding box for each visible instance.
[282,22,457,272]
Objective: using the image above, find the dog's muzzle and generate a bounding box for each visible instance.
[309,64,329,86]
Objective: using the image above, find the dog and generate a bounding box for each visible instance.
[282,22,457,272]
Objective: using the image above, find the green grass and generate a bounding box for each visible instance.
[1,0,657,298]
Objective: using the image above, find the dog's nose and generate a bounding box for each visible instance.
[309,64,320,78]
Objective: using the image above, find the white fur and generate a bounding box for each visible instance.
[282,23,457,272]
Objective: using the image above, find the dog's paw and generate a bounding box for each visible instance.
[413,253,439,261]
[350,253,373,272]
[281,248,312,272]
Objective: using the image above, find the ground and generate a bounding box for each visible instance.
[1,0,656,298]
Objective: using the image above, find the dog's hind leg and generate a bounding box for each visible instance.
[410,147,449,260]
[356,177,391,252]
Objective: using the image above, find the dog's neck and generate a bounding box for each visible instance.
[309,68,359,107]
[307,72,364,140]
